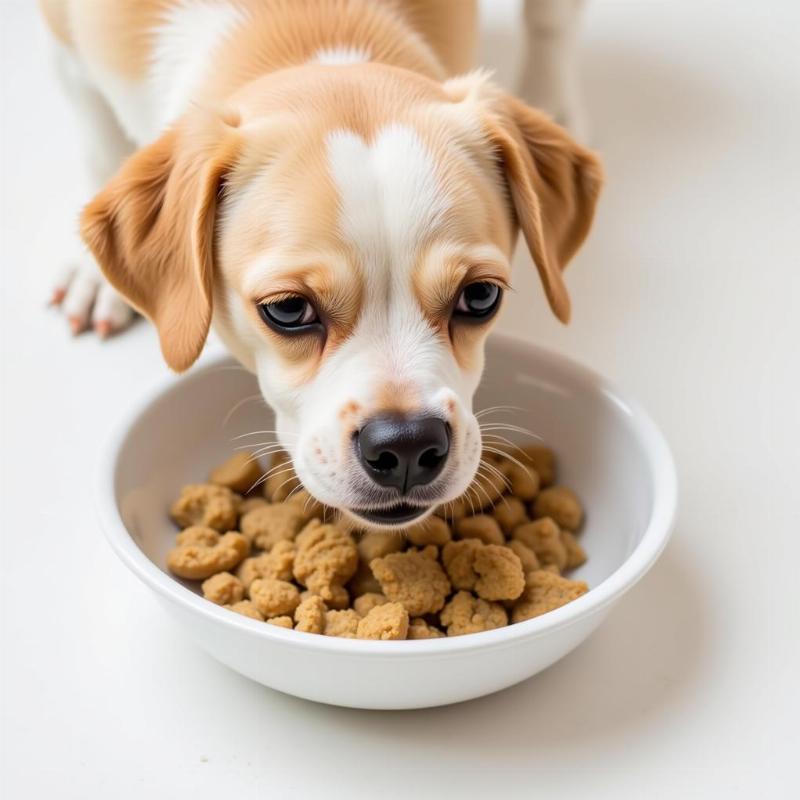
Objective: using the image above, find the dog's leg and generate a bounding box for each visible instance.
[49,42,136,337]
[519,0,588,141]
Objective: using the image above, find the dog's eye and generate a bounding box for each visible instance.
[454,282,502,320]
[257,296,319,332]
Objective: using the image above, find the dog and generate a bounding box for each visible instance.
[41,0,602,528]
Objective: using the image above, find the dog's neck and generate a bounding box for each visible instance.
[191,0,447,112]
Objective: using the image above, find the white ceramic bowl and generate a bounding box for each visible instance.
[97,334,677,710]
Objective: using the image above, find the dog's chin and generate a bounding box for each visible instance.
[342,502,432,530]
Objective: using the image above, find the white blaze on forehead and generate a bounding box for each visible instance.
[319,125,464,404]
[326,125,448,278]
[313,46,371,65]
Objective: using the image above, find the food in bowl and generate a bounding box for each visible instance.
[166,444,589,640]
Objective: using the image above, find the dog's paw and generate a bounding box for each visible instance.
[50,259,135,338]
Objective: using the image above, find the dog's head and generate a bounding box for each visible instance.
[82,66,602,528]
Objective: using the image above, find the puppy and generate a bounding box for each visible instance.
[41,0,602,528]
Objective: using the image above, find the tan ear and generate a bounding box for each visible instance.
[485,96,603,323]
[80,118,239,370]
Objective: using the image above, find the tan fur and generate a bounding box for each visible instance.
[42,0,171,79]
[81,113,241,370]
[57,0,601,371]
[393,0,477,75]
[487,95,603,323]
[39,0,72,46]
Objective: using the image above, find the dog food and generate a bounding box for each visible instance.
[166,443,589,639]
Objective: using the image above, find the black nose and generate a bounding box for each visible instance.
[356,414,450,493]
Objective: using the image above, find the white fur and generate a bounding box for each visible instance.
[78,0,247,146]
[215,125,485,521]
[48,0,579,518]
[48,40,135,329]
[49,0,247,329]
[287,126,481,518]
[326,125,447,277]
[149,0,248,140]
[313,46,370,65]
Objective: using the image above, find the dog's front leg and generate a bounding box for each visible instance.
[519,0,589,142]
[48,42,136,337]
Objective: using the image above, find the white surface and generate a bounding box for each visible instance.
[99,339,675,709]
[1,0,797,795]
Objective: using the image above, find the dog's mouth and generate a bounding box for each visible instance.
[348,502,429,526]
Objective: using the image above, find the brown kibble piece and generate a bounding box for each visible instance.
[440,591,508,636]
[267,615,294,629]
[285,489,325,522]
[513,517,567,571]
[249,578,301,618]
[293,520,358,602]
[174,527,218,546]
[238,496,269,516]
[323,609,361,638]
[407,618,446,639]
[209,452,263,494]
[170,437,589,639]
[325,584,351,610]
[201,571,244,605]
[357,532,405,564]
[512,570,588,622]
[353,592,388,617]
[294,595,327,634]
[263,452,301,502]
[356,602,409,640]
[236,540,295,588]
[170,484,240,531]
[405,516,451,547]
[455,514,504,545]
[240,503,306,550]
[167,528,249,580]
[492,496,529,535]
[507,539,540,573]
[347,560,382,597]
[501,460,540,501]
[227,600,264,621]
[532,486,583,530]
[371,546,451,616]
[436,469,506,521]
[473,545,525,601]
[441,539,482,591]
[561,530,587,569]
[519,445,556,487]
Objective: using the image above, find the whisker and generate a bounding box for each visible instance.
[474,465,509,509]
[283,483,305,503]
[232,430,297,440]
[477,459,512,492]
[233,441,282,452]
[271,473,300,498]
[480,433,531,459]
[467,476,494,512]
[234,444,286,463]
[222,394,265,427]
[481,445,532,474]
[478,423,541,438]
[250,463,296,493]
[474,404,524,419]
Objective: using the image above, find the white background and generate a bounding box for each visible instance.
[1,1,798,797]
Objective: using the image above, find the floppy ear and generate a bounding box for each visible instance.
[485,95,603,323]
[80,117,240,370]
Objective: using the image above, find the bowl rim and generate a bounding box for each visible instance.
[96,332,677,658]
